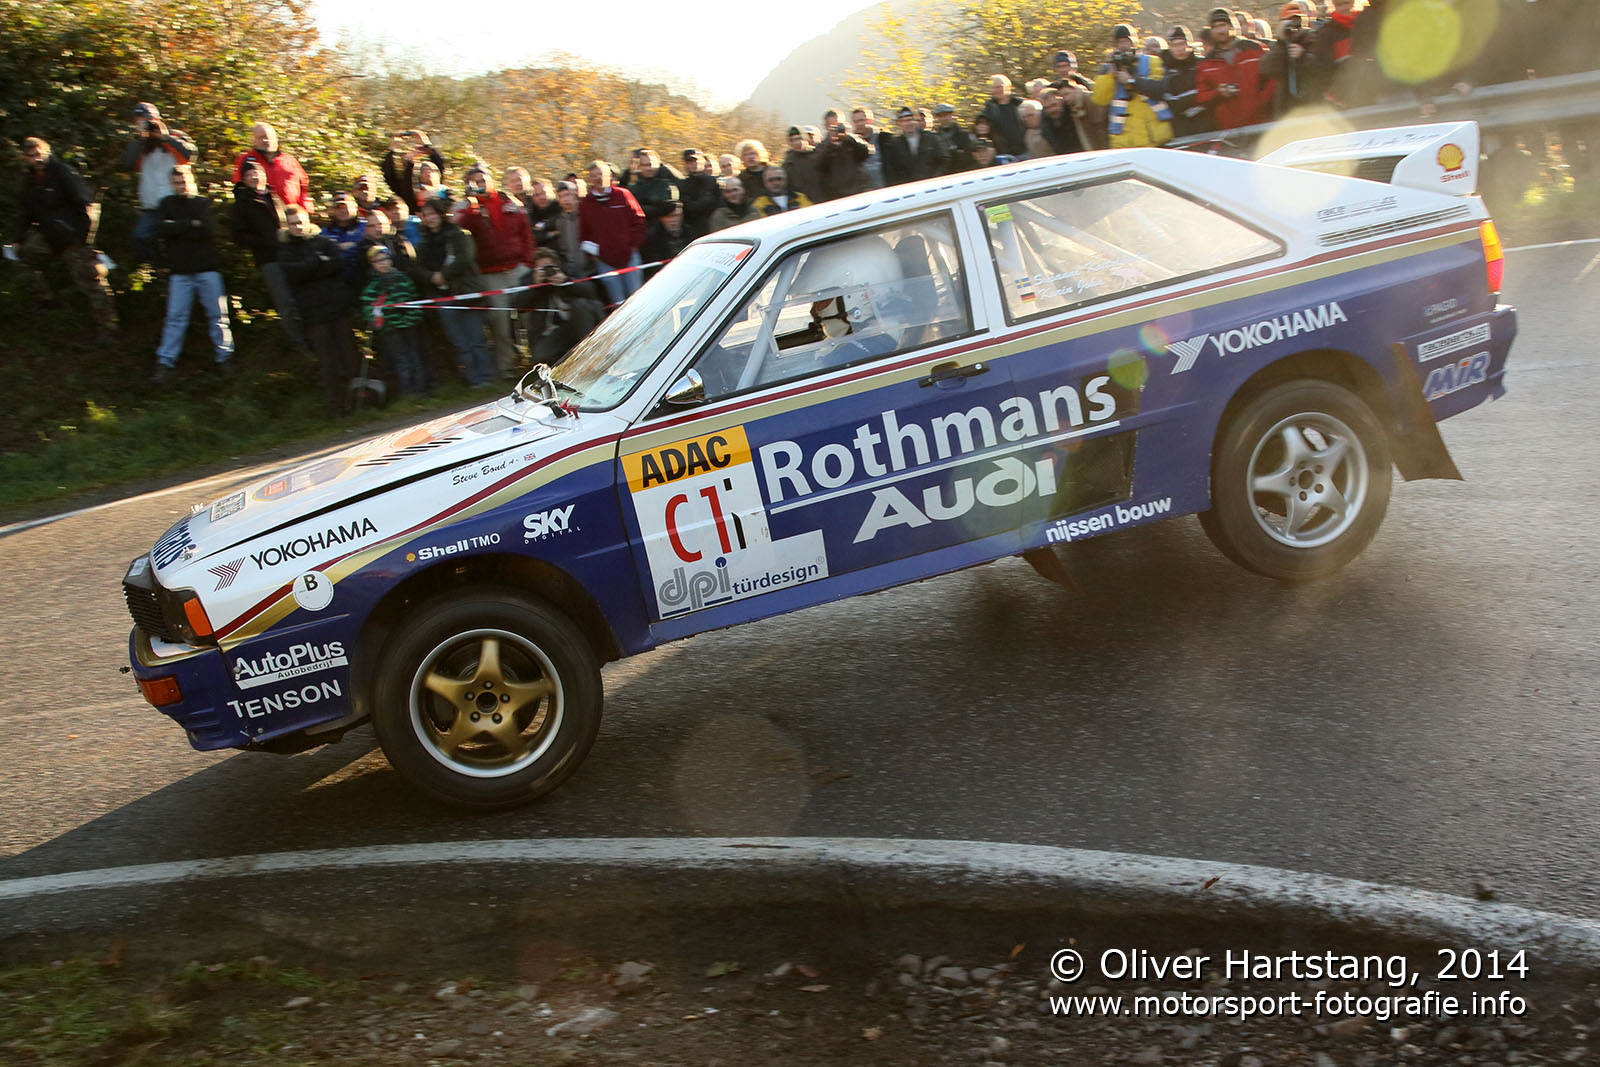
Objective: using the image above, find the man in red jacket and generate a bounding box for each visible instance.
[578,160,647,309]
[1196,8,1276,133]
[456,162,534,376]
[230,122,312,211]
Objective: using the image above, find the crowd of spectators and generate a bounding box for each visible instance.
[4,0,1591,410]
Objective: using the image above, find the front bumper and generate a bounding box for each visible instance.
[129,617,360,751]
[129,628,243,750]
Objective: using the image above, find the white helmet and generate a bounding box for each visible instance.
[789,234,909,345]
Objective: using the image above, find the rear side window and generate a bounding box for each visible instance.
[982,177,1282,323]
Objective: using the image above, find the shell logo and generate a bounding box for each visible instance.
[1437,143,1465,172]
[405,552,416,562]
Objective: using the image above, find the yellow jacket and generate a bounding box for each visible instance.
[1091,53,1174,148]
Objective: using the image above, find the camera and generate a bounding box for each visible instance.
[1110,49,1140,74]
[1280,17,1315,46]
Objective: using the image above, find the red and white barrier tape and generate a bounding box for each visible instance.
[390,260,663,310]
[369,262,652,328]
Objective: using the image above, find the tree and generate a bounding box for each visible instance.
[0,0,374,248]
[946,0,1144,97]
[844,5,960,119]
[844,0,1144,120]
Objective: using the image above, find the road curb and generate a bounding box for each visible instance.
[4,838,1599,970]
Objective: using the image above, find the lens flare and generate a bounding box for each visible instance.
[1378,0,1497,86]
[1108,347,1149,391]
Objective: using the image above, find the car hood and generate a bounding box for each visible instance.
[150,400,573,581]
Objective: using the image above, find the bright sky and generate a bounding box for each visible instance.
[311,0,882,112]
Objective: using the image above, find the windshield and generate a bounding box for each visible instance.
[556,241,753,410]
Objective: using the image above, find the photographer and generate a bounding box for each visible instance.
[523,246,603,367]
[813,121,872,201]
[1196,8,1276,132]
[1261,1,1323,118]
[381,130,448,212]
[1091,24,1173,148]
[120,102,196,265]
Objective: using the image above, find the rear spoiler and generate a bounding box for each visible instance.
[1258,121,1480,196]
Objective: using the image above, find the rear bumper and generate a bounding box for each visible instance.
[1404,304,1517,420]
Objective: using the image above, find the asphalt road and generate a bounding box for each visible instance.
[3,242,1597,920]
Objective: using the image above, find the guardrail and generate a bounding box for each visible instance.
[1167,70,1600,199]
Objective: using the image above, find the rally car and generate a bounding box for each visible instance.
[124,122,1515,809]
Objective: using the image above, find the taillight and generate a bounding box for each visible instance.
[138,675,183,707]
[1480,219,1504,294]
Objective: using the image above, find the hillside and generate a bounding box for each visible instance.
[744,0,952,125]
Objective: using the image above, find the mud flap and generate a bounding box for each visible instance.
[1389,342,1463,482]
[1020,546,1085,593]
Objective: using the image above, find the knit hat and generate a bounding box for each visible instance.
[366,244,392,263]
[1208,7,1235,26]
[1169,25,1193,41]
[1112,23,1136,41]
[133,102,161,121]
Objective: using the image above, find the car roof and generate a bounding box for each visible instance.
[723,149,1219,241]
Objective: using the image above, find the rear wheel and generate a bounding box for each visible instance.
[1200,379,1392,582]
[373,590,601,809]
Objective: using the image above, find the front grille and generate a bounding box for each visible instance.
[123,563,183,643]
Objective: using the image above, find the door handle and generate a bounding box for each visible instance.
[918,361,990,387]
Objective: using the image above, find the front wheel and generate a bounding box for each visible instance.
[372,590,602,809]
[1200,379,1393,582]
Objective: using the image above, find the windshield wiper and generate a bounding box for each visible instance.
[513,364,582,415]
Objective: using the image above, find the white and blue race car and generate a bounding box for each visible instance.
[124,121,1516,808]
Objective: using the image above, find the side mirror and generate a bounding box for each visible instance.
[662,369,705,406]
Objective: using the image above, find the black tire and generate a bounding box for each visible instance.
[372,588,602,810]
[1200,379,1392,582]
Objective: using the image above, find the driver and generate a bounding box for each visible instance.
[773,235,907,370]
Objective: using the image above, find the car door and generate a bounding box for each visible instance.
[975,174,1283,543]
[617,211,1027,635]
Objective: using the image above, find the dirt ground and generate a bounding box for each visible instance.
[4,900,1596,1066]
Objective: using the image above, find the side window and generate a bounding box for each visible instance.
[690,215,972,401]
[983,178,1282,323]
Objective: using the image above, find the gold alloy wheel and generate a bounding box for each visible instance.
[407,628,564,777]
